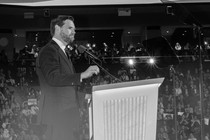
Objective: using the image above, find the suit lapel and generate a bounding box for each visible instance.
[59,49,75,71]
[51,40,75,73]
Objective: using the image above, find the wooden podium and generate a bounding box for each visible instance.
[88,78,164,140]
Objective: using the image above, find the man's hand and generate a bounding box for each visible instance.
[80,65,100,81]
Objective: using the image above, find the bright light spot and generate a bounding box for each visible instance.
[128,59,135,66]
[92,43,96,48]
[86,43,92,49]
[148,58,155,64]
[86,43,91,47]
[204,41,208,45]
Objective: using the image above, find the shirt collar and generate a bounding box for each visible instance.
[52,37,66,53]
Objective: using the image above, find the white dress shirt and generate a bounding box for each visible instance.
[52,37,67,55]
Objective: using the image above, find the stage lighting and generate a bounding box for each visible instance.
[148,58,155,64]
[127,58,135,66]
[143,36,179,68]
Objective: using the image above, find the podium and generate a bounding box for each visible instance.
[88,78,164,140]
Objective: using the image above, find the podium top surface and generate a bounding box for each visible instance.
[92,77,164,92]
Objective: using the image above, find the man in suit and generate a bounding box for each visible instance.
[36,15,99,140]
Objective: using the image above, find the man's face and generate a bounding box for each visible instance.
[60,19,76,44]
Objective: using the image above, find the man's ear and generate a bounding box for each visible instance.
[55,25,60,33]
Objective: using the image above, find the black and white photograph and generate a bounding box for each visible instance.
[0,0,210,140]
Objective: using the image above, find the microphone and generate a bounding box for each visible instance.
[77,45,101,61]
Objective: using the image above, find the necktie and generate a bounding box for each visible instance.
[65,46,75,73]
[64,46,70,59]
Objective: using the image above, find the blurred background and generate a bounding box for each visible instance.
[0,0,210,140]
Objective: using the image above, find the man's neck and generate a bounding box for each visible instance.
[53,36,67,46]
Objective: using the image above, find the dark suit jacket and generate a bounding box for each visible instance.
[36,40,81,140]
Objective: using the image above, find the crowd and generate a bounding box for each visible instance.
[0,65,40,140]
[156,62,210,140]
[1,46,210,140]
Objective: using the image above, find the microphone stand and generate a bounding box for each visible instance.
[169,65,178,140]
[87,55,122,83]
[91,56,122,82]
[196,24,205,140]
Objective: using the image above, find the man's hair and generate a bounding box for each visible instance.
[50,15,74,36]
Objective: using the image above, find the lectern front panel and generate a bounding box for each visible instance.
[90,78,164,140]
